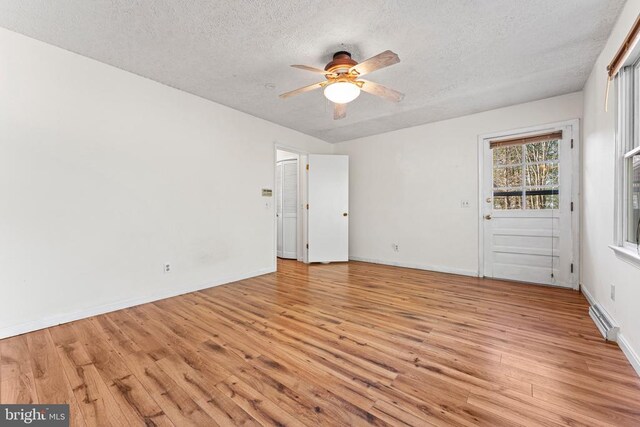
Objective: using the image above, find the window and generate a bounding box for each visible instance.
[492,137,560,210]
[627,152,640,244]
[615,61,640,252]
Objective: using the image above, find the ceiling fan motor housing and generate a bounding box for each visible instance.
[325,51,358,73]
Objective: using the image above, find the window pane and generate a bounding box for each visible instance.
[526,163,558,187]
[493,146,522,166]
[526,194,559,210]
[494,166,522,188]
[526,140,558,163]
[494,195,522,210]
[628,154,640,244]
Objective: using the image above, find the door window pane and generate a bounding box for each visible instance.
[526,140,558,163]
[492,138,561,210]
[494,195,522,210]
[628,154,640,244]
[526,163,558,187]
[493,146,522,165]
[493,166,522,188]
[526,194,559,210]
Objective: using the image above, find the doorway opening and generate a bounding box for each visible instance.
[273,147,350,270]
[276,149,299,260]
[275,148,308,268]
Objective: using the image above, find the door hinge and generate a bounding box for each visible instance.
[570,201,574,212]
[306,243,309,249]
[570,263,574,273]
[306,203,309,209]
[571,138,574,149]
[306,164,309,171]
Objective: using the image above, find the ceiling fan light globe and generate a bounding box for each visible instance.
[324,82,360,104]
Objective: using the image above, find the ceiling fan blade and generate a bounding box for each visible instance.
[350,50,400,76]
[279,82,324,99]
[291,65,333,75]
[334,103,347,120]
[359,79,404,103]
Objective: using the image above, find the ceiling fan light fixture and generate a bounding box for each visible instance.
[323,81,360,104]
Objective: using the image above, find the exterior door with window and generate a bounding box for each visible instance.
[482,125,576,287]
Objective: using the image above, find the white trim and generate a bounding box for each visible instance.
[580,283,597,306]
[477,119,580,289]
[619,334,640,377]
[614,71,631,245]
[349,256,478,277]
[609,244,640,268]
[624,145,640,158]
[0,267,275,340]
[477,135,485,278]
[581,284,640,378]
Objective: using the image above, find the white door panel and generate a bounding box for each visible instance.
[276,159,297,259]
[307,154,349,263]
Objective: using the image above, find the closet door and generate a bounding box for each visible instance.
[281,160,298,259]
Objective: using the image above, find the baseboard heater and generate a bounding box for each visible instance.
[589,303,619,341]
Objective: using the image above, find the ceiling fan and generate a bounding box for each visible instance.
[279,50,404,120]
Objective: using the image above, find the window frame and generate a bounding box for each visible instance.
[612,59,640,263]
[491,140,560,211]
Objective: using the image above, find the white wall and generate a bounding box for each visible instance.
[0,28,332,338]
[333,92,583,276]
[582,0,640,374]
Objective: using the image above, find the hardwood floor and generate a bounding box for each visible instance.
[1,260,640,426]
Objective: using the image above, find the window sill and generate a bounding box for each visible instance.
[609,245,640,269]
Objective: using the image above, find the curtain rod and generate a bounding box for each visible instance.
[605,14,640,111]
[608,14,640,79]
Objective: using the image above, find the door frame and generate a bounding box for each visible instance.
[477,119,580,289]
[274,143,309,264]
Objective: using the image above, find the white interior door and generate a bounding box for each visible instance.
[307,154,349,263]
[276,159,297,259]
[482,124,576,288]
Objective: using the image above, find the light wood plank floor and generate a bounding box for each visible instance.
[1,260,640,426]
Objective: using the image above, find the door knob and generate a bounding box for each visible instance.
[484,214,492,220]
[343,213,348,216]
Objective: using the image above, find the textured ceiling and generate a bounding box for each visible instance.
[0,1,625,142]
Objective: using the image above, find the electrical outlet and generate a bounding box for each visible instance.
[164,263,171,274]
[461,200,470,208]
[392,243,399,252]
[611,284,615,301]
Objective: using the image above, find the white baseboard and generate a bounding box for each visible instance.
[349,256,478,277]
[580,283,597,306]
[618,334,640,377]
[0,267,275,340]
[580,283,640,378]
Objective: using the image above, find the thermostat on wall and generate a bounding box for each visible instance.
[262,188,273,197]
